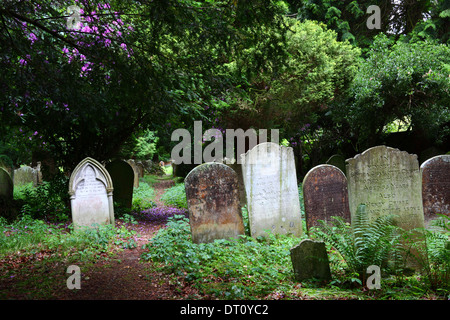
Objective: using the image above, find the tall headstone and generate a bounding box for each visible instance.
[106,159,134,209]
[346,146,425,231]
[290,239,332,282]
[185,162,245,244]
[303,164,351,232]
[241,142,303,238]
[68,157,114,229]
[421,155,450,226]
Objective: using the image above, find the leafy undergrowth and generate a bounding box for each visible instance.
[140,215,448,300]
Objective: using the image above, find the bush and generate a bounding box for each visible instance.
[312,204,403,284]
[131,181,156,211]
[160,183,187,209]
[14,173,70,222]
[141,215,302,299]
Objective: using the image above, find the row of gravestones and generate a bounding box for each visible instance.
[0,157,146,226]
[303,145,449,232]
[183,143,449,281]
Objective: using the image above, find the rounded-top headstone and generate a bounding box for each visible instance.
[346,145,424,231]
[185,162,245,244]
[302,164,350,232]
[106,159,134,209]
[420,155,450,226]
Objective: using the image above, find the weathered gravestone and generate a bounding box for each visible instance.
[303,164,351,232]
[346,146,425,231]
[127,159,140,188]
[106,159,134,209]
[421,155,450,226]
[14,165,38,187]
[241,142,303,238]
[0,168,17,221]
[68,157,114,229]
[185,162,245,244]
[290,239,331,282]
[225,162,247,208]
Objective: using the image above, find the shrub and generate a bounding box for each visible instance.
[312,204,403,284]
[131,181,156,211]
[14,173,70,222]
[160,183,187,209]
[141,215,302,299]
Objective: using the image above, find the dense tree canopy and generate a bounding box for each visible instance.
[0,0,289,170]
[1,0,449,175]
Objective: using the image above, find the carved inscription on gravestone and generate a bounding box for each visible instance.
[185,163,245,244]
[303,164,350,232]
[346,146,424,231]
[421,155,450,226]
[241,142,302,238]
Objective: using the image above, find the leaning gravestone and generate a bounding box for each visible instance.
[346,146,425,231]
[14,165,38,187]
[290,239,331,282]
[185,162,245,244]
[68,157,114,229]
[106,159,134,209]
[421,155,450,226]
[303,164,351,232]
[241,142,303,238]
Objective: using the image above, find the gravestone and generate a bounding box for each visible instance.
[106,159,134,209]
[225,162,247,208]
[421,155,450,226]
[127,160,140,188]
[290,239,331,282]
[346,146,425,231]
[241,142,303,238]
[0,168,16,221]
[68,157,114,229]
[14,165,38,187]
[185,162,245,244]
[303,164,351,232]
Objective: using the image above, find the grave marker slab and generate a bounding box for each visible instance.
[421,155,450,226]
[290,239,331,282]
[185,162,245,243]
[346,146,424,231]
[14,165,38,187]
[69,157,114,229]
[241,142,303,238]
[106,159,134,209]
[303,164,350,232]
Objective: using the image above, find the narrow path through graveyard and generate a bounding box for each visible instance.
[57,178,198,300]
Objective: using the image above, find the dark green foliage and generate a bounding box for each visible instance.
[313,204,403,282]
[14,172,70,223]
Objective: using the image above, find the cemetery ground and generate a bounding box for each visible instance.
[0,172,448,301]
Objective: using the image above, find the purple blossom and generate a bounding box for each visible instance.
[19,58,27,66]
[133,206,188,224]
